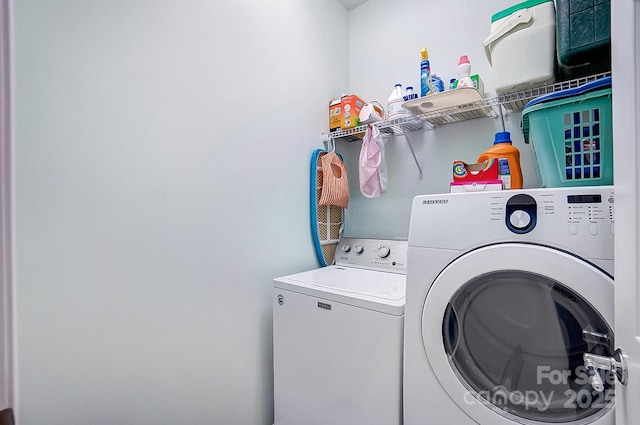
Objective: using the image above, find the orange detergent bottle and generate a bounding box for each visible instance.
[477,131,523,189]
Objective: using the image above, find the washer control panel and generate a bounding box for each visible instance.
[334,237,408,274]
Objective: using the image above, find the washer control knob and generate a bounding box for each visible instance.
[341,244,351,253]
[377,245,391,258]
[509,210,531,229]
[354,245,364,254]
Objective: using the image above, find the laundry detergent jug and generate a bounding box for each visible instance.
[477,131,523,189]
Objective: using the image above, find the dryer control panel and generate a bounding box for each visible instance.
[565,192,614,237]
[334,237,408,274]
[409,186,614,263]
[502,190,615,238]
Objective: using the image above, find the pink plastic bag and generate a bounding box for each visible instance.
[359,125,387,198]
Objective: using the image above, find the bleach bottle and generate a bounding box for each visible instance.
[387,83,410,119]
[477,131,523,189]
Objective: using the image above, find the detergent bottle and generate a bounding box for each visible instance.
[456,55,474,88]
[403,86,418,101]
[431,74,445,94]
[477,131,523,189]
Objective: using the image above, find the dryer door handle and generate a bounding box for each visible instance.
[583,349,628,392]
[442,304,460,356]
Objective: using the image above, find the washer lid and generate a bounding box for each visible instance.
[274,266,406,315]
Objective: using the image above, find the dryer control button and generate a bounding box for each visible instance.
[569,224,578,235]
[341,244,351,253]
[354,245,364,254]
[589,224,599,236]
[509,210,531,229]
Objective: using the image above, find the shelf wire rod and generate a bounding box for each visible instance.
[402,133,423,180]
[498,103,506,132]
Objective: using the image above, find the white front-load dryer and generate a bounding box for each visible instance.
[404,187,615,425]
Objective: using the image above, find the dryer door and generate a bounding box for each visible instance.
[422,243,615,425]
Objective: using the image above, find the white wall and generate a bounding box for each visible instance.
[12,0,552,422]
[342,0,540,238]
[13,1,349,424]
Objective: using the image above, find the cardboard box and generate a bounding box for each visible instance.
[340,94,365,130]
[329,94,367,133]
[453,74,485,96]
[453,159,499,182]
[329,98,342,132]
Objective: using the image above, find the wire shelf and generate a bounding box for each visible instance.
[498,72,612,111]
[326,72,612,141]
[327,115,429,141]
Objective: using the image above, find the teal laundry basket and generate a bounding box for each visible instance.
[522,77,613,187]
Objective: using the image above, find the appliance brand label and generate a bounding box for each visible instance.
[317,302,332,310]
[422,199,448,205]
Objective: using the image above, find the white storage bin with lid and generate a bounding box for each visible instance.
[483,0,556,94]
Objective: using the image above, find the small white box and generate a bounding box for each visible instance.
[450,180,504,193]
[483,0,556,94]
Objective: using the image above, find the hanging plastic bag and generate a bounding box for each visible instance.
[359,125,387,198]
[318,151,350,208]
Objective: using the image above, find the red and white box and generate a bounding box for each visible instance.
[450,159,502,192]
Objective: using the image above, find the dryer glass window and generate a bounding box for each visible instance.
[442,270,614,423]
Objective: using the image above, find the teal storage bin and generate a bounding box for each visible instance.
[521,77,612,187]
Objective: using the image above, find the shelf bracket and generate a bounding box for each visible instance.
[498,103,506,132]
[402,133,423,180]
[320,131,334,151]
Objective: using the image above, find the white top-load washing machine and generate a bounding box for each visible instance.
[404,187,616,425]
[273,237,407,425]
